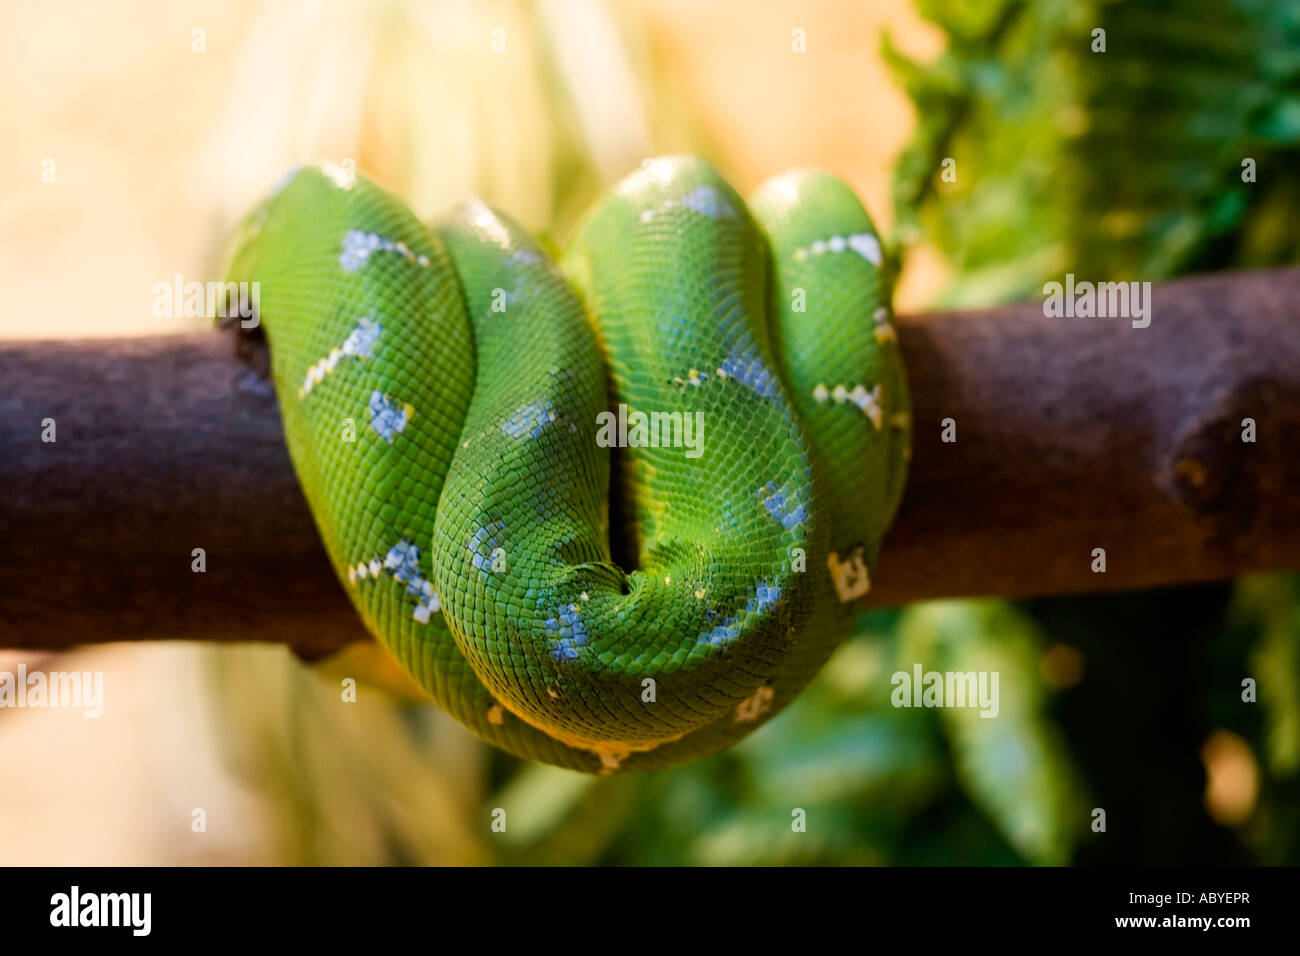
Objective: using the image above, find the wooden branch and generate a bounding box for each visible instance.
[2,267,1298,659]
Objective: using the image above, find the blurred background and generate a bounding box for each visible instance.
[1,0,1297,865]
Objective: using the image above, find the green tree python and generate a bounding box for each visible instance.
[225,156,910,773]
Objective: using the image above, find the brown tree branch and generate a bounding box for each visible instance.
[2,267,1298,659]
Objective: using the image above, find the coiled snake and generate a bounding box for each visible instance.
[225,156,910,773]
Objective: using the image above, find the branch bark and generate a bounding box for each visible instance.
[2,267,1298,659]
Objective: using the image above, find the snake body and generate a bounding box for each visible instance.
[225,156,909,773]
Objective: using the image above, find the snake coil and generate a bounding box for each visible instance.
[226,156,909,773]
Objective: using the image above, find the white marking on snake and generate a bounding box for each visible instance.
[468,521,507,575]
[298,316,381,398]
[849,233,883,265]
[871,304,897,344]
[348,539,440,623]
[598,752,624,773]
[850,384,884,429]
[680,186,735,219]
[827,546,871,602]
[339,230,431,272]
[698,579,783,646]
[759,482,807,530]
[321,162,355,190]
[367,390,413,442]
[812,382,884,429]
[469,204,514,248]
[639,185,736,224]
[500,400,557,439]
[734,685,775,723]
[545,602,589,662]
[718,345,779,400]
[793,232,882,267]
[699,611,740,646]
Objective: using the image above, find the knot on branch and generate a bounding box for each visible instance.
[1161,377,1287,545]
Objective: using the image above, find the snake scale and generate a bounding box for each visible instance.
[225,156,910,773]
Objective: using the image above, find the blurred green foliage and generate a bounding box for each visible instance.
[885,0,1300,306]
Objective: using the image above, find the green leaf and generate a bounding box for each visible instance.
[899,601,1079,865]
